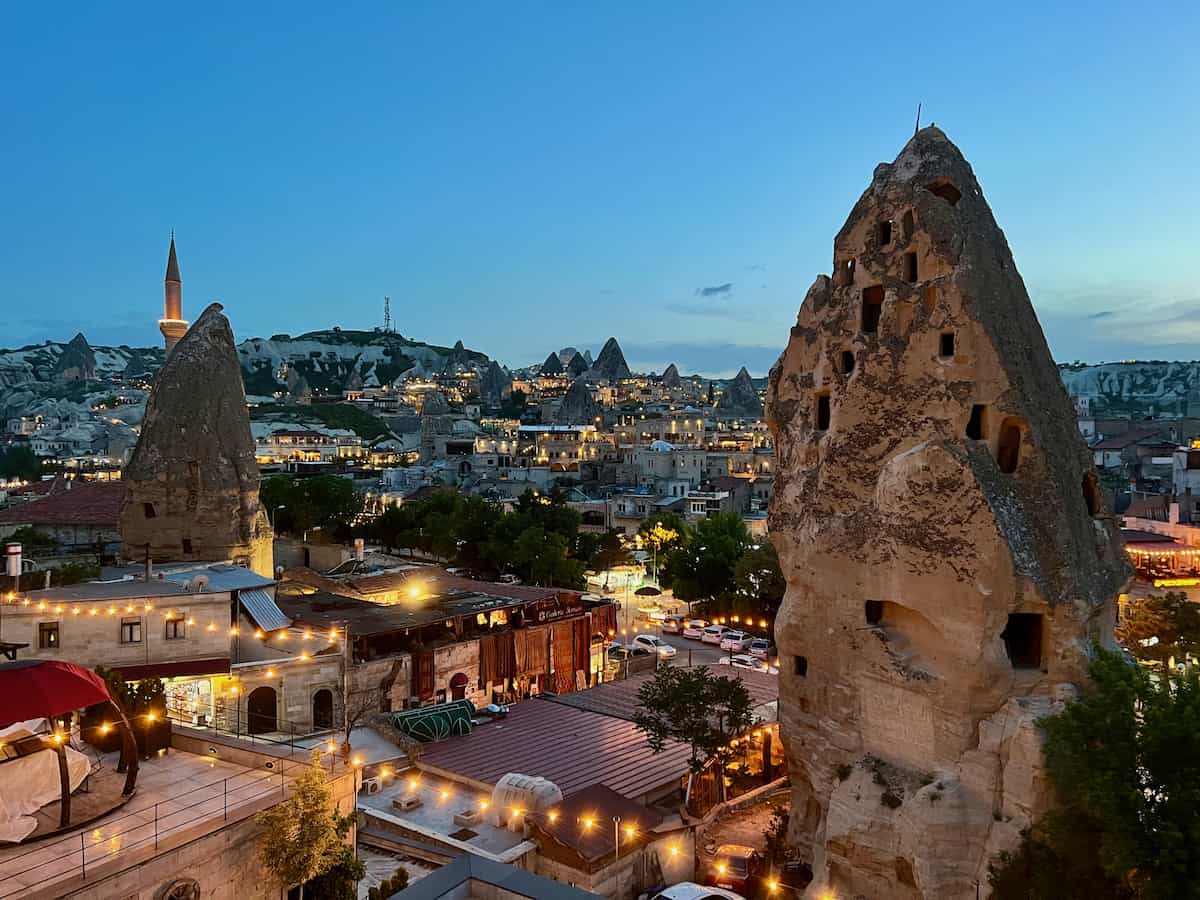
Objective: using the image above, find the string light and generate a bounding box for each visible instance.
[548,811,559,823]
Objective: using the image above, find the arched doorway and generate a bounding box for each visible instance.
[312,689,334,730]
[449,672,469,701]
[247,686,277,735]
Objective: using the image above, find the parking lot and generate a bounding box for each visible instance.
[617,623,771,669]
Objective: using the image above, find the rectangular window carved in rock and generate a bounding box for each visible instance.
[902,210,915,242]
[840,351,856,374]
[794,656,808,677]
[865,600,883,625]
[862,286,884,334]
[940,333,956,358]
[1002,613,1043,669]
[143,502,156,519]
[904,252,918,283]
[877,221,893,246]
[816,393,831,432]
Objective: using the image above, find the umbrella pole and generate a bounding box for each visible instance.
[110,700,139,796]
[55,741,71,827]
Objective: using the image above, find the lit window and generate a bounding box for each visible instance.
[38,622,60,649]
[121,618,143,644]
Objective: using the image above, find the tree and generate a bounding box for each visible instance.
[0,445,41,482]
[257,759,358,898]
[1115,591,1200,666]
[368,867,410,900]
[588,528,634,573]
[988,648,1200,899]
[262,475,363,539]
[662,512,752,603]
[634,665,756,775]
[342,686,387,750]
[728,541,786,619]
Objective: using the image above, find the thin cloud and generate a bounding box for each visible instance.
[695,283,733,298]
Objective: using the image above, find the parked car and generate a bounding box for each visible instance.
[682,619,709,639]
[632,634,677,659]
[749,638,775,660]
[706,845,765,894]
[607,644,652,662]
[701,624,729,645]
[662,615,685,634]
[719,631,753,652]
[718,654,772,672]
[651,883,745,900]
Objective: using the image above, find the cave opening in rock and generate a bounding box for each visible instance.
[877,220,893,246]
[927,179,962,206]
[841,350,856,375]
[1001,613,1043,669]
[864,600,883,625]
[861,285,884,334]
[794,656,808,677]
[815,393,831,431]
[902,210,915,242]
[997,417,1023,473]
[1083,470,1102,516]
[966,404,987,440]
[904,252,918,283]
[940,332,956,358]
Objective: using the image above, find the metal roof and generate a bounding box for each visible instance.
[418,697,692,801]
[160,564,275,592]
[390,853,599,899]
[545,668,778,722]
[238,588,292,632]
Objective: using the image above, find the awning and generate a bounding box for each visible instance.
[0,660,112,726]
[238,588,292,632]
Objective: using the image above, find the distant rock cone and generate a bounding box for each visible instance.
[566,353,588,377]
[766,127,1130,899]
[422,391,451,416]
[661,363,681,389]
[715,367,762,418]
[588,337,630,381]
[540,352,564,376]
[119,303,272,575]
[555,377,601,425]
[480,360,511,406]
[53,332,95,383]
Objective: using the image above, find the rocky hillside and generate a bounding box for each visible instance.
[1059,361,1200,416]
[237,328,491,397]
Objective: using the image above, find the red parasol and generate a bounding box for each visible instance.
[0,660,113,727]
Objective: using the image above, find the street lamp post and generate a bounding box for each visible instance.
[613,815,621,860]
[270,504,286,534]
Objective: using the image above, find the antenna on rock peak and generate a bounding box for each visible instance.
[914,102,922,136]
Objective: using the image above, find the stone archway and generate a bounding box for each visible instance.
[449,672,469,701]
[247,686,277,735]
[312,688,334,730]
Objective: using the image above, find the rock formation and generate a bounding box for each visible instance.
[555,377,601,425]
[480,360,511,406]
[661,363,681,389]
[540,351,564,376]
[119,303,273,576]
[566,352,589,377]
[715,367,762,418]
[421,391,451,416]
[766,128,1129,899]
[588,337,631,381]
[53,333,95,384]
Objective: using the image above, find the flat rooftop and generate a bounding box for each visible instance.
[358,770,530,860]
[18,580,198,603]
[417,697,691,802]
[0,748,298,899]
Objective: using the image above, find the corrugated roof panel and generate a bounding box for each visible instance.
[239,588,292,632]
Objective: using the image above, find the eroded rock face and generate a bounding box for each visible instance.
[555,377,601,424]
[480,361,511,405]
[540,351,564,376]
[119,303,273,576]
[766,128,1129,899]
[716,366,762,418]
[661,363,681,389]
[588,337,631,381]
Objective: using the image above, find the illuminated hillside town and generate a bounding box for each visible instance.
[1,6,1194,900]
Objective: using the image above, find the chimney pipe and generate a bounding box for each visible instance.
[144,543,152,582]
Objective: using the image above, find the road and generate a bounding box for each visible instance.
[616,626,735,667]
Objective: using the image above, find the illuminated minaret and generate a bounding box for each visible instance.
[159,233,188,353]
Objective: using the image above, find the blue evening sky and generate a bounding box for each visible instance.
[2,2,1197,377]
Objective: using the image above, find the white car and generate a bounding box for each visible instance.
[718,653,771,672]
[661,615,685,634]
[701,625,729,645]
[650,884,745,900]
[682,619,709,639]
[748,638,774,659]
[632,634,676,659]
[719,631,753,652]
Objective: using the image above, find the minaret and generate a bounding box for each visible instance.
[159,233,188,353]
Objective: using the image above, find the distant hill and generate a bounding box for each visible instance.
[1059,361,1200,417]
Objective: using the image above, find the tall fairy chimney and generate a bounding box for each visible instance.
[159,234,188,353]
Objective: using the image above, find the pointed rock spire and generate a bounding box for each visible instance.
[588,337,630,381]
[661,363,681,388]
[715,366,762,417]
[765,127,1129,898]
[540,351,564,376]
[555,377,601,424]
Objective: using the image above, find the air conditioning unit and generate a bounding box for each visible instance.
[393,795,423,812]
[453,809,481,827]
[363,777,383,795]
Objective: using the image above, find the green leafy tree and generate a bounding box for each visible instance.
[588,528,634,572]
[368,867,410,900]
[634,665,756,775]
[262,475,363,539]
[662,512,752,603]
[257,761,358,899]
[989,648,1200,899]
[727,541,786,618]
[1115,591,1200,665]
[0,445,42,482]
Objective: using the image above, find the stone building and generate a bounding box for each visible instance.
[766,128,1130,898]
[119,303,274,577]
